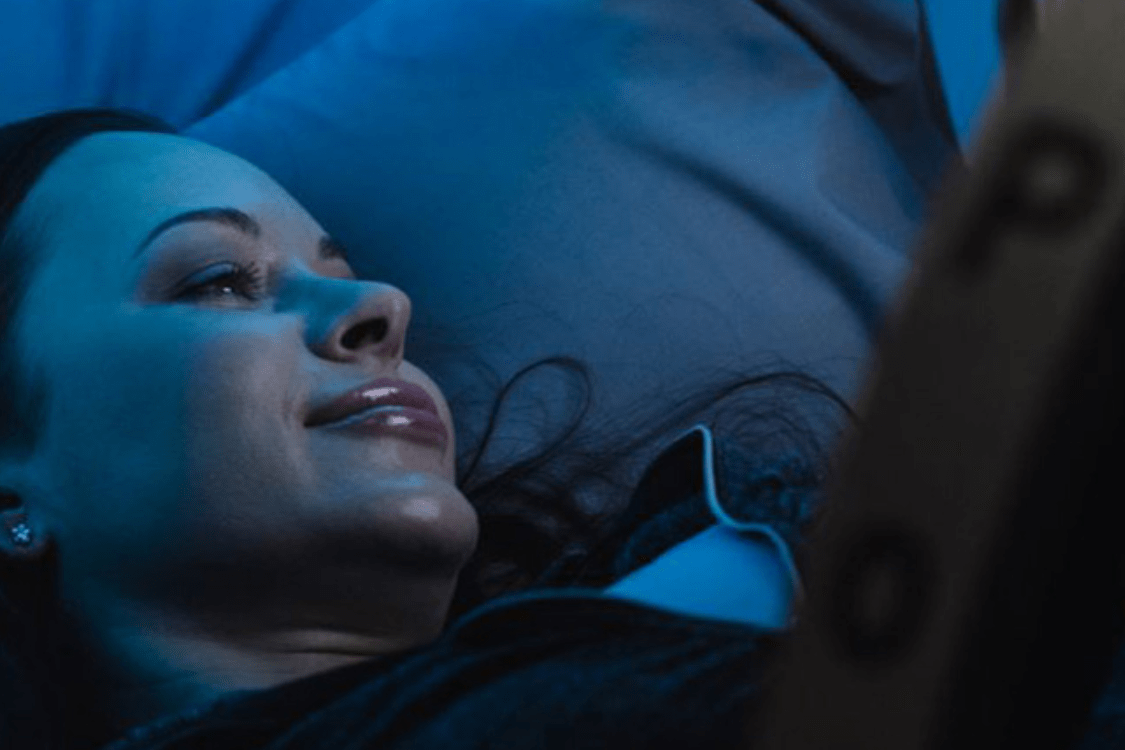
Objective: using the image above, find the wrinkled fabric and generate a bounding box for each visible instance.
[532,422,820,594]
[184,0,965,488]
[0,0,379,129]
[919,0,1006,151]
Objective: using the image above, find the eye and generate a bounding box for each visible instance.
[177,261,267,302]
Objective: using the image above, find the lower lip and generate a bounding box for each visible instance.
[323,406,448,450]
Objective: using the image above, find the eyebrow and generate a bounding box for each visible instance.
[134,206,351,263]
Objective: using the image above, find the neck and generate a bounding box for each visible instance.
[100,627,413,738]
[64,567,458,740]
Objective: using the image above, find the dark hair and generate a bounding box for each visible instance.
[0,108,181,750]
[0,107,859,749]
[0,108,178,458]
[447,356,857,618]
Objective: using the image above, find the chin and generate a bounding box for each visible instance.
[383,495,480,574]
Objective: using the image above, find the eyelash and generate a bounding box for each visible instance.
[178,261,267,302]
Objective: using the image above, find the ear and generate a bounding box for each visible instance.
[0,478,50,562]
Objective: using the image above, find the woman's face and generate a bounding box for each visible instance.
[2,132,478,647]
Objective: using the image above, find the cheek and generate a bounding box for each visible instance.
[178,330,313,527]
[43,312,197,472]
[182,331,301,433]
[183,325,300,415]
[42,313,305,536]
[32,313,211,582]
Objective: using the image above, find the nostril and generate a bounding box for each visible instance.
[341,318,389,350]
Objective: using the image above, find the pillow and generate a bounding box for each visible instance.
[921,0,1006,153]
[0,0,377,129]
[185,0,963,479]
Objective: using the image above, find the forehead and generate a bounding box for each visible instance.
[38,130,285,206]
[16,131,306,267]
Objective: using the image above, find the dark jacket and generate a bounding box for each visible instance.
[94,418,1125,750]
[99,425,797,750]
[95,416,1125,750]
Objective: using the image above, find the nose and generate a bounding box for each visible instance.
[302,277,413,366]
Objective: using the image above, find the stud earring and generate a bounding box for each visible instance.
[9,523,32,547]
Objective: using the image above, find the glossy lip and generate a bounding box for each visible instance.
[305,377,444,430]
[322,405,449,450]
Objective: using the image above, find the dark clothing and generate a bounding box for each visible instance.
[101,424,793,750]
[95,420,1125,749]
[101,593,781,750]
[96,601,1125,750]
[90,0,1125,744]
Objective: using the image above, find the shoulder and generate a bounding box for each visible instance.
[604,524,796,629]
[601,424,806,629]
[536,423,811,629]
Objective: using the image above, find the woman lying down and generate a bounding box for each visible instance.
[0,107,875,750]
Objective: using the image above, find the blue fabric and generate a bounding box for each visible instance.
[0,0,967,504]
[603,423,803,630]
[605,524,794,629]
[0,0,378,129]
[183,0,965,485]
[920,0,1006,153]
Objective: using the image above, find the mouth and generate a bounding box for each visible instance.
[319,404,449,450]
[305,377,449,451]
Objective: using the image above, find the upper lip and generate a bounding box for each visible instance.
[305,377,442,428]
